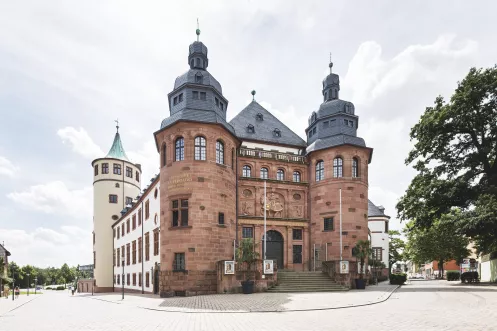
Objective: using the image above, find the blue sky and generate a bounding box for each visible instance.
[1,0,496,267]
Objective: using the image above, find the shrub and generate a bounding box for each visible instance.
[56,286,65,290]
[378,275,389,282]
[446,271,460,281]
[45,287,51,290]
[389,273,407,285]
[461,271,479,283]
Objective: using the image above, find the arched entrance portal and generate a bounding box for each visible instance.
[264,230,284,269]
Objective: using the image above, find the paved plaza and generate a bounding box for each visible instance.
[1,281,497,330]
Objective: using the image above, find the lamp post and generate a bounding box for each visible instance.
[34,277,38,295]
[11,266,14,301]
[122,258,125,300]
[27,273,30,296]
[151,266,153,293]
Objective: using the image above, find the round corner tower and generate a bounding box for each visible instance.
[154,30,238,296]
[92,127,141,292]
[306,61,373,267]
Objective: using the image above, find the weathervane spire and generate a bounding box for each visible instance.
[329,52,333,74]
[196,18,200,42]
[115,119,119,133]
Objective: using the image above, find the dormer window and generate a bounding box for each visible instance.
[247,124,255,133]
[273,128,281,137]
[256,113,263,121]
[311,113,317,123]
[195,72,203,84]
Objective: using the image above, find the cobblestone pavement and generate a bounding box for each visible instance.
[1,281,497,331]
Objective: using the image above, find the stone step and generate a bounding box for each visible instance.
[267,288,348,293]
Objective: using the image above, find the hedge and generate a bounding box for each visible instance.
[56,286,65,290]
[447,271,460,281]
[389,273,407,285]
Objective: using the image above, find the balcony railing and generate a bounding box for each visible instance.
[239,148,306,164]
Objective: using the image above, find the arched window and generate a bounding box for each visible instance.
[352,157,359,178]
[161,144,167,167]
[195,58,200,67]
[175,137,184,161]
[242,165,251,177]
[190,59,194,67]
[293,171,301,182]
[216,140,224,164]
[260,167,268,179]
[231,148,235,170]
[247,124,255,133]
[195,72,203,84]
[194,136,206,161]
[333,157,343,177]
[316,161,324,182]
[277,169,284,181]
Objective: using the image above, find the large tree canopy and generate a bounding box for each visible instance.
[397,66,497,251]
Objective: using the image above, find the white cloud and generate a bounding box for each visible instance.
[0,226,91,267]
[57,127,104,159]
[0,156,19,177]
[7,181,92,220]
[127,139,159,185]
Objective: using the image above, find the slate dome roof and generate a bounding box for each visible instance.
[316,99,354,118]
[174,69,222,94]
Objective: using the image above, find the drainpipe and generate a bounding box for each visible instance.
[235,147,239,253]
[141,200,144,294]
[307,158,312,271]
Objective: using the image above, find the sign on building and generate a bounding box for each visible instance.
[340,261,349,274]
[263,260,274,274]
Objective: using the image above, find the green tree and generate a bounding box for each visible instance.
[397,66,497,252]
[352,240,371,280]
[404,219,469,278]
[235,239,260,282]
[389,230,406,276]
[59,263,74,288]
[20,265,36,288]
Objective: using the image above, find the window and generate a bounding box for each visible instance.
[215,97,219,107]
[117,248,120,266]
[173,253,186,271]
[260,167,268,179]
[247,124,255,133]
[242,165,251,177]
[153,228,159,256]
[352,157,359,178]
[133,273,136,286]
[109,194,118,203]
[178,93,183,103]
[385,221,389,233]
[113,164,121,175]
[132,240,136,264]
[121,224,124,237]
[113,249,116,266]
[138,209,142,226]
[324,217,334,231]
[218,212,225,225]
[145,200,150,220]
[193,91,199,100]
[136,171,140,182]
[172,199,189,227]
[344,119,354,127]
[195,58,200,67]
[293,171,301,182]
[315,161,324,182]
[145,232,150,261]
[132,215,136,230]
[162,144,167,167]
[220,102,224,111]
[216,140,224,164]
[113,228,116,238]
[94,165,98,176]
[231,148,234,170]
[117,228,120,239]
[323,121,329,128]
[126,166,132,178]
[293,229,303,240]
[127,274,130,286]
[121,245,125,262]
[115,183,120,188]
[117,274,120,285]
[126,219,130,233]
[276,169,284,181]
[293,245,303,264]
[330,119,336,126]
[312,127,317,135]
[242,227,253,238]
[200,92,206,100]
[146,272,150,287]
[138,237,142,263]
[139,272,142,287]
[333,157,343,177]
[102,163,109,174]
[173,96,178,105]
[194,136,206,160]
[256,113,263,121]
[372,247,382,261]
[126,243,130,265]
[273,128,281,137]
[125,197,132,206]
[175,137,184,161]
[114,275,116,285]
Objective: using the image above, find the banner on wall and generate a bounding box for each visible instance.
[340,260,349,274]
[224,261,235,275]
[263,260,274,274]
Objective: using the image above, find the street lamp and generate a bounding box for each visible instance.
[122,258,125,300]
[26,273,30,296]
[34,277,38,295]
[151,266,153,293]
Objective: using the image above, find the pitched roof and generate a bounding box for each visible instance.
[229,101,306,147]
[105,132,129,161]
[159,109,235,135]
[306,134,369,155]
[368,200,390,218]
[0,243,11,256]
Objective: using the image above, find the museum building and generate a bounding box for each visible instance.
[90,29,374,295]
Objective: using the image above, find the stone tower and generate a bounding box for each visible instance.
[154,29,239,296]
[92,126,141,292]
[306,61,373,267]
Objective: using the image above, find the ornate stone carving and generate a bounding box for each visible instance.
[242,189,252,198]
[241,201,252,215]
[293,193,301,201]
[293,205,303,218]
[260,193,284,218]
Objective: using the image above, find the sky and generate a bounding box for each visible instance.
[0,0,496,268]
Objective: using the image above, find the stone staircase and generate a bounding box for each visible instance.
[267,271,349,293]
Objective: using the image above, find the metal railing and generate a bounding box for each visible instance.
[238,148,306,164]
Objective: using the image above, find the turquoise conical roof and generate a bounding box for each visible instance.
[105,132,129,161]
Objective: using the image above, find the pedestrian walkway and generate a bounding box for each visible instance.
[0,294,38,316]
[79,283,398,313]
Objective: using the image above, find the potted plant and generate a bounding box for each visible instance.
[352,240,371,289]
[236,238,260,294]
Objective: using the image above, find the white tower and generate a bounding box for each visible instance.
[91,124,141,292]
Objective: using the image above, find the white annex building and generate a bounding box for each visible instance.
[368,200,390,275]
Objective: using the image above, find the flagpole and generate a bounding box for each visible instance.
[264,180,267,260]
[340,188,343,261]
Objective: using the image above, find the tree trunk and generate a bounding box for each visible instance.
[438,259,444,279]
